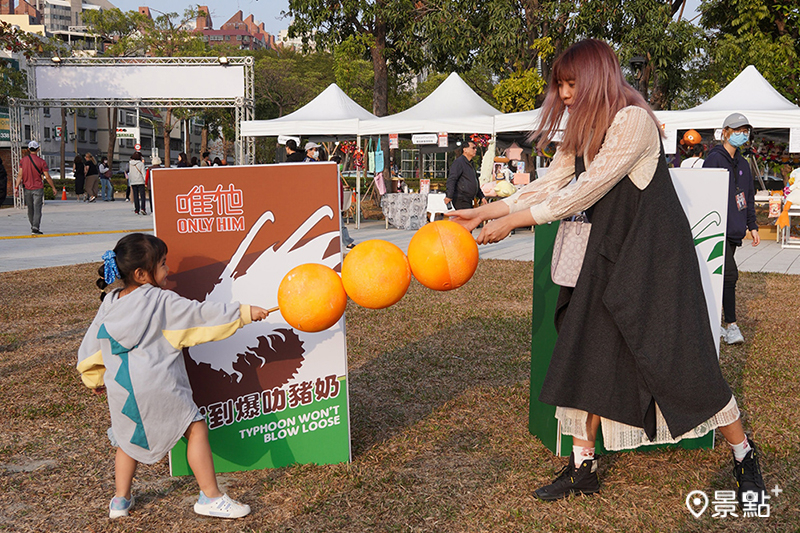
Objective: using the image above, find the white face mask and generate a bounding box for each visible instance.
[311,150,319,159]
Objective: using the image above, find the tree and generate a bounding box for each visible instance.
[412,0,576,103]
[0,19,50,58]
[81,8,150,56]
[253,48,335,119]
[285,0,421,116]
[489,37,553,112]
[700,0,799,105]
[0,59,27,108]
[493,69,548,112]
[141,9,206,166]
[1,20,60,107]
[573,0,705,109]
[333,37,375,111]
[139,8,207,58]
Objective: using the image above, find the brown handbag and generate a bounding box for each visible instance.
[551,214,591,287]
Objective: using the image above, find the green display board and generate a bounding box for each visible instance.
[171,380,349,474]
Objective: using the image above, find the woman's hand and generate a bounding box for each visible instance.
[474,209,537,244]
[446,208,483,232]
[476,218,514,244]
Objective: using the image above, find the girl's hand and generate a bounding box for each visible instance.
[250,306,270,321]
[446,208,483,232]
[92,386,106,396]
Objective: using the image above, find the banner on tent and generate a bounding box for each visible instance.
[412,134,438,145]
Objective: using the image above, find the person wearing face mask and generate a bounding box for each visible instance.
[304,142,321,162]
[703,113,759,345]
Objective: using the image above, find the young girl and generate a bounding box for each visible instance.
[77,233,270,519]
[449,39,765,505]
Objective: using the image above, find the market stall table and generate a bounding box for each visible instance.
[779,205,800,249]
[381,193,428,230]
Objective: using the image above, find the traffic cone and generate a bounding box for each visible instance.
[61,187,67,201]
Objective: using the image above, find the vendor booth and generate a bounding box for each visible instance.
[654,65,800,153]
[655,66,800,245]
[359,73,502,230]
[241,83,376,138]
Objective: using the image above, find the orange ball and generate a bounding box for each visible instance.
[341,240,411,309]
[277,264,347,332]
[407,220,479,291]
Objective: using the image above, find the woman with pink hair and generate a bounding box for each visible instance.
[449,39,764,504]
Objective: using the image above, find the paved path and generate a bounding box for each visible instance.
[2,200,799,274]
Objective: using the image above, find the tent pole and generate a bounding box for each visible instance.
[356,134,361,229]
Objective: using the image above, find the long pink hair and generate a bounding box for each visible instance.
[535,39,662,161]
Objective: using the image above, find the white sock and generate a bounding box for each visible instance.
[573,445,595,467]
[729,438,751,462]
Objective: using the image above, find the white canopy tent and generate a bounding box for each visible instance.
[494,108,543,133]
[240,83,376,227]
[240,83,376,137]
[359,73,501,135]
[654,66,800,153]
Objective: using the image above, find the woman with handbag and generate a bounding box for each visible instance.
[84,153,100,202]
[98,156,114,202]
[448,39,764,506]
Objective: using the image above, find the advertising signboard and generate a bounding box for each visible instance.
[151,163,351,474]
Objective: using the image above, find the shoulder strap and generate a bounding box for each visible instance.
[27,154,43,176]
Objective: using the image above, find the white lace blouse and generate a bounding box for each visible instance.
[501,105,662,225]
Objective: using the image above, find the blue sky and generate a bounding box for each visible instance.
[109,0,703,39]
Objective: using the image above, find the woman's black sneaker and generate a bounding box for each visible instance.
[534,453,600,501]
[733,438,766,509]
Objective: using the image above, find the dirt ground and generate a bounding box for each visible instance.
[0,262,797,532]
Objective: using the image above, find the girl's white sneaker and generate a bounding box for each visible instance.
[109,495,134,518]
[193,492,250,518]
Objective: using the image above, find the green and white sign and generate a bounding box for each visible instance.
[115,127,139,139]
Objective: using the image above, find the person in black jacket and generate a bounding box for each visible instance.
[0,156,7,207]
[703,113,760,345]
[445,141,485,210]
[285,139,305,163]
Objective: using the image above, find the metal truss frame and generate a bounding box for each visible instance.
[10,56,254,208]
